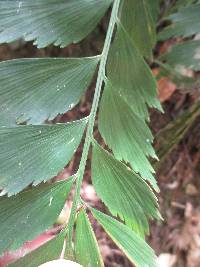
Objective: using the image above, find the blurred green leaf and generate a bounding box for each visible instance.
[75,209,104,267]
[0,57,99,126]
[160,40,200,71]
[91,209,157,267]
[99,83,158,189]
[0,119,86,195]
[156,60,200,91]
[0,179,72,255]
[8,231,66,267]
[159,3,200,40]
[0,0,112,48]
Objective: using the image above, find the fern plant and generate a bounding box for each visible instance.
[0,0,162,266]
[0,0,199,266]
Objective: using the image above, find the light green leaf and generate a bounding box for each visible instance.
[159,3,200,40]
[0,179,72,255]
[91,209,157,267]
[119,0,156,59]
[0,57,99,126]
[8,230,66,267]
[99,83,158,189]
[92,143,160,236]
[75,209,104,267]
[107,24,162,120]
[160,40,200,71]
[0,119,87,195]
[0,0,112,48]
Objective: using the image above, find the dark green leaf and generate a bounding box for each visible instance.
[99,83,158,189]
[0,179,72,255]
[92,143,160,236]
[0,119,86,195]
[75,209,104,267]
[160,40,200,71]
[159,3,200,40]
[119,0,156,59]
[91,209,157,267]
[107,24,162,120]
[8,230,66,267]
[0,0,112,48]
[0,57,99,126]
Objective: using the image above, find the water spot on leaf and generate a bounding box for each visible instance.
[49,197,53,206]
[17,1,22,13]
[68,138,75,145]
[69,103,75,109]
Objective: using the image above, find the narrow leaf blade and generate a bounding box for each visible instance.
[75,209,104,267]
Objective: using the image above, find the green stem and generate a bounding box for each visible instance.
[66,0,121,254]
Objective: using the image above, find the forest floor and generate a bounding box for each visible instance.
[0,21,199,267]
